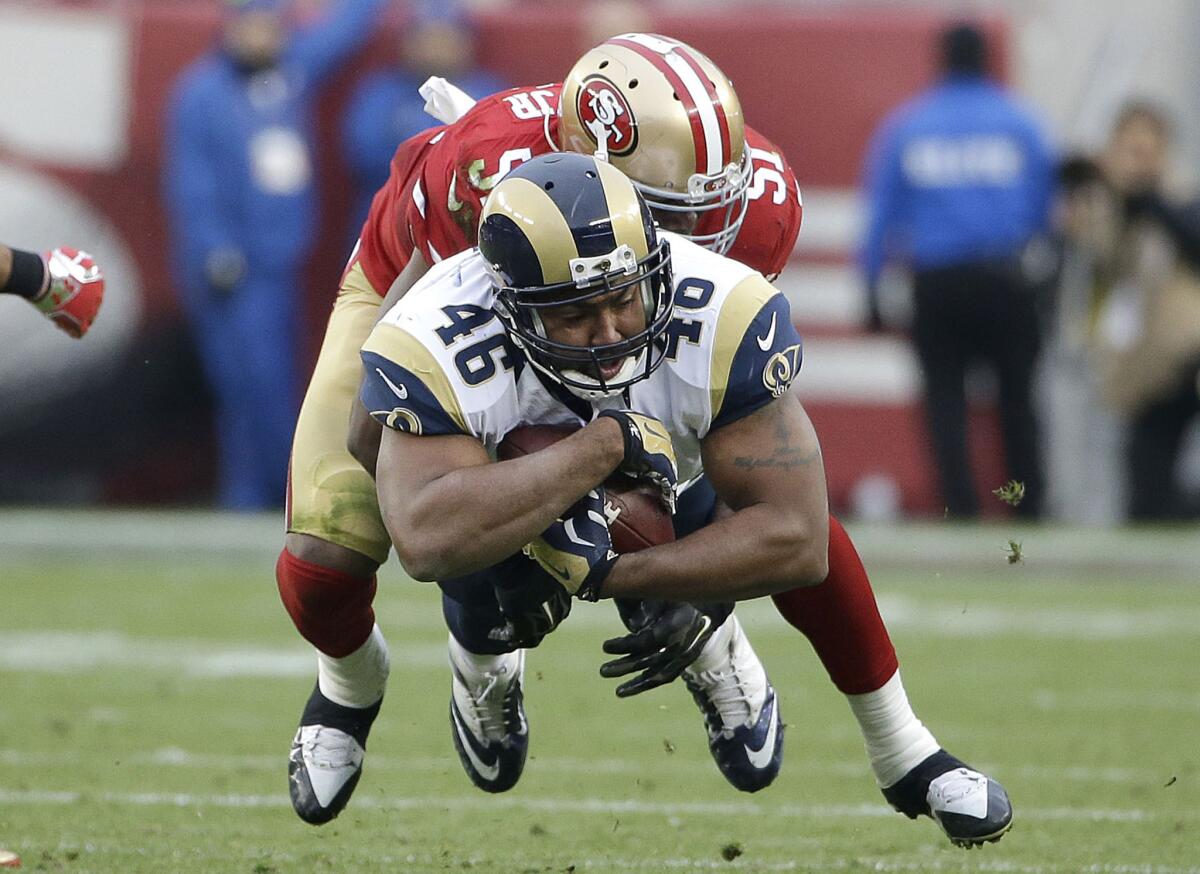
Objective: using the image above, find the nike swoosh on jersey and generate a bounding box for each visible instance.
[757,312,778,352]
[377,367,408,400]
[451,703,501,781]
[743,693,779,769]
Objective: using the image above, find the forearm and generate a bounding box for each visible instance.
[601,501,829,601]
[601,393,831,601]
[382,419,624,580]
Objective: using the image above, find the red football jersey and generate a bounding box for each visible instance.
[711,127,804,281]
[352,123,448,295]
[351,83,802,295]
[407,85,563,268]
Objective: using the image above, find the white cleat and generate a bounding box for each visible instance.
[448,641,528,793]
[682,615,784,792]
[883,749,1014,847]
[287,684,380,825]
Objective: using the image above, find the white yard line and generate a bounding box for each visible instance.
[2,510,1199,576]
[0,747,1168,786]
[0,631,447,676]
[0,787,1179,825]
[2,587,1197,684]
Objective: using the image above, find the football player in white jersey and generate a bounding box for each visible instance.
[356,153,1014,846]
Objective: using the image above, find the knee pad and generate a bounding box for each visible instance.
[276,548,377,657]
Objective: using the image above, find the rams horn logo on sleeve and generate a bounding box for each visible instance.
[762,344,802,398]
[577,75,638,157]
[378,407,423,434]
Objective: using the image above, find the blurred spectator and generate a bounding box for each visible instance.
[1038,156,1127,524]
[859,21,1055,519]
[163,0,384,510]
[1094,102,1200,520]
[341,1,505,234]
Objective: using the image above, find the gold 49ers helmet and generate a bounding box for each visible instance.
[478,152,674,400]
[560,33,750,254]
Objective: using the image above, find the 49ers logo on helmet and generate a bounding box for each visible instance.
[576,75,638,157]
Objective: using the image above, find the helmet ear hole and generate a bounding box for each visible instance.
[544,181,555,190]
[599,60,609,69]
[629,79,639,88]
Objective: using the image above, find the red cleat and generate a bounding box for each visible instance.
[34,247,105,338]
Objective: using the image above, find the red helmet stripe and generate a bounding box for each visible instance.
[608,36,709,175]
[673,46,732,169]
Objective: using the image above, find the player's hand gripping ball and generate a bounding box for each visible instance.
[523,488,617,600]
[596,409,678,512]
[497,425,676,556]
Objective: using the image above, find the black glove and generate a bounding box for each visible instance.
[489,581,572,649]
[599,600,733,697]
[596,409,678,512]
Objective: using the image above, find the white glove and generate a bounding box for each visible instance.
[420,76,478,124]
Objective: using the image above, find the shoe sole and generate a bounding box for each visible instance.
[950,819,1013,849]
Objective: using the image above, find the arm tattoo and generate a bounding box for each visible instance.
[732,401,821,471]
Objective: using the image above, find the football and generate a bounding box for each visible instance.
[497,424,675,554]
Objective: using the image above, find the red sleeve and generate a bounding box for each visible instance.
[725,126,804,281]
[408,85,563,265]
[351,126,447,295]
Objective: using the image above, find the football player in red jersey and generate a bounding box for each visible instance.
[279,34,1011,848]
[0,244,105,337]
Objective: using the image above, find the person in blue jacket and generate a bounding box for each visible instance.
[340,0,505,235]
[859,21,1055,519]
[163,0,385,510]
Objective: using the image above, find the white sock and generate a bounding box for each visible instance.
[846,670,940,788]
[317,624,390,709]
[447,634,519,675]
[684,613,738,675]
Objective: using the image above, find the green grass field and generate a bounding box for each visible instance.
[2,511,1198,873]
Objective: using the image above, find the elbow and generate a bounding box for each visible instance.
[384,509,447,582]
[773,515,829,590]
[392,535,445,583]
[390,517,474,582]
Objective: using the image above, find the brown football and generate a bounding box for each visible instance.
[497,424,675,554]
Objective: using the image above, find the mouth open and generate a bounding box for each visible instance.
[598,358,627,381]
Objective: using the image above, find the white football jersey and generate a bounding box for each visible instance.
[360,233,803,484]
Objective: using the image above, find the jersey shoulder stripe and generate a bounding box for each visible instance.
[709,274,802,431]
[361,324,468,436]
[709,273,777,422]
[360,252,521,441]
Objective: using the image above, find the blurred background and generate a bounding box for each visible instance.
[3,0,1199,524]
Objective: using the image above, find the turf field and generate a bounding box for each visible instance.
[1,510,1198,873]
